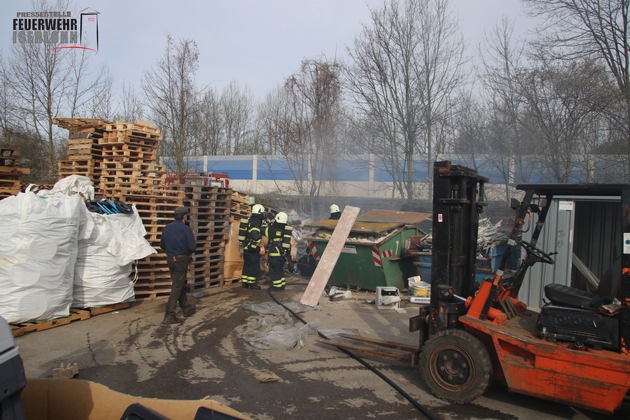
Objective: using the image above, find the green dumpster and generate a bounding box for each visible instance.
[306,210,430,291]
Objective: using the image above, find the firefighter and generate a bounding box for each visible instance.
[329,204,341,220]
[265,211,292,291]
[239,204,266,289]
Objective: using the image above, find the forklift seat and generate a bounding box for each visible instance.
[543,283,613,311]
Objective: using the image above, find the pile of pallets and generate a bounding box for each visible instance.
[53,118,240,301]
[0,147,30,199]
[230,190,251,219]
[55,118,166,198]
[173,185,232,289]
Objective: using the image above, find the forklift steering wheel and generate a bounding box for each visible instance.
[521,240,554,264]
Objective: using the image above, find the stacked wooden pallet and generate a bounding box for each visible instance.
[55,118,167,198]
[0,147,30,199]
[54,118,174,300]
[230,190,251,219]
[173,185,232,289]
[57,118,107,181]
[122,188,185,300]
[53,118,241,301]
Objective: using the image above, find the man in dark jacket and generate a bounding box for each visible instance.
[160,206,196,324]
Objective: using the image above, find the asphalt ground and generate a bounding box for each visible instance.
[14,275,627,420]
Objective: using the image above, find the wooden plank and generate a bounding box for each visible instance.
[300,206,360,307]
[10,309,90,337]
[88,302,130,316]
[318,338,417,365]
[336,334,419,353]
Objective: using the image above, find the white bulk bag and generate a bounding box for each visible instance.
[73,205,156,308]
[0,191,83,323]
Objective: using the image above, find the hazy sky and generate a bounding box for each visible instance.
[1,0,535,101]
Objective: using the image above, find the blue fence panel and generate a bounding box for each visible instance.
[333,159,369,181]
[184,154,629,185]
[593,158,628,183]
[413,160,431,182]
[186,158,205,172]
[374,161,394,182]
[206,159,253,180]
[257,158,298,181]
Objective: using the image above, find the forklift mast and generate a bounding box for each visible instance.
[429,161,488,334]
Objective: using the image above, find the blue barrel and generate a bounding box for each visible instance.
[491,242,521,272]
[415,254,432,283]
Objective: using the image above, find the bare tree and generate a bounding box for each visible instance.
[1,0,110,182]
[194,87,223,155]
[220,81,255,155]
[518,58,610,182]
[259,59,343,215]
[67,49,113,119]
[115,83,145,123]
[524,0,630,180]
[258,86,295,156]
[143,35,200,178]
[471,16,536,198]
[346,0,464,200]
[258,86,311,210]
[414,0,466,184]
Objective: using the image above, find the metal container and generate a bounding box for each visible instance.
[307,210,429,290]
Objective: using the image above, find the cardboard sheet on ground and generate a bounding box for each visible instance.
[300,206,360,307]
[21,378,247,420]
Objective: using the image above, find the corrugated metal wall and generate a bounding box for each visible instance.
[519,195,620,310]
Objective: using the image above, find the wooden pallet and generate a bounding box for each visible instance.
[10,303,130,337]
[0,157,19,167]
[1,147,19,157]
[134,290,171,301]
[231,190,249,204]
[221,277,241,287]
[318,334,420,366]
[85,302,131,316]
[53,117,112,132]
[104,121,161,135]
[0,179,21,189]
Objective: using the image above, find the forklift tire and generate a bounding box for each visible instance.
[419,329,492,404]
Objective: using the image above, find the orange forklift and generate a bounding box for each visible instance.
[411,161,630,414]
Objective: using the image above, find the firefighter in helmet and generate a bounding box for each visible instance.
[329,204,341,220]
[239,204,266,289]
[265,211,292,291]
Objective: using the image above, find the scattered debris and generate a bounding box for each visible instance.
[238,313,314,350]
[375,287,401,310]
[52,362,79,379]
[325,286,353,302]
[255,372,281,383]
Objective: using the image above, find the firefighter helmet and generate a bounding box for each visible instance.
[252,204,264,214]
[275,212,288,224]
